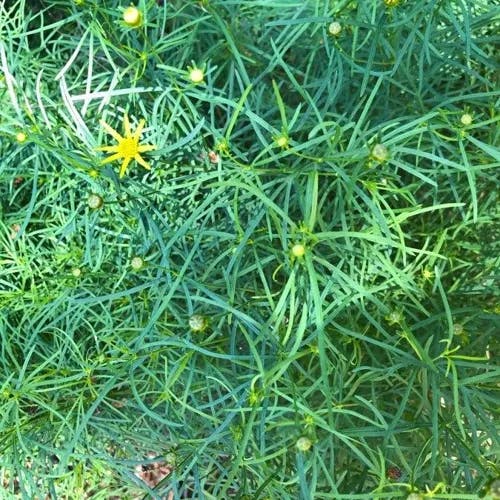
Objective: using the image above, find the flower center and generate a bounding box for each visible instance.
[119,138,138,157]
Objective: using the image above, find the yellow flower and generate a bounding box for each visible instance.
[97,114,156,178]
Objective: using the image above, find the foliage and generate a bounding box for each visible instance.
[0,0,498,498]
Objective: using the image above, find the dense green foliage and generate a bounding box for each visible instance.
[0,0,498,498]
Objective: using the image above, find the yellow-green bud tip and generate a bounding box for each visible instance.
[131,256,144,270]
[189,314,208,332]
[291,244,306,258]
[371,143,389,162]
[422,268,433,280]
[275,135,289,148]
[88,193,104,209]
[406,494,424,500]
[189,68,205,84]
[328,21,342,36]
[296,437,312,452]
[123,6,142,27]
[16,132,27,143]
[72,268,82,278]
[460,113,472,126]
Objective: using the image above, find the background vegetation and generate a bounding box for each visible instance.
[0,0,498,498]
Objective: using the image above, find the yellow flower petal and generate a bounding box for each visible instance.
[123,114,132,137]
[137,144,156,153]
[134,154,151,170]
[119,157,132,178]
[101,152,122,165]
[100,119,123,142]
[133,119,145,141]
[96,145,120,153]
